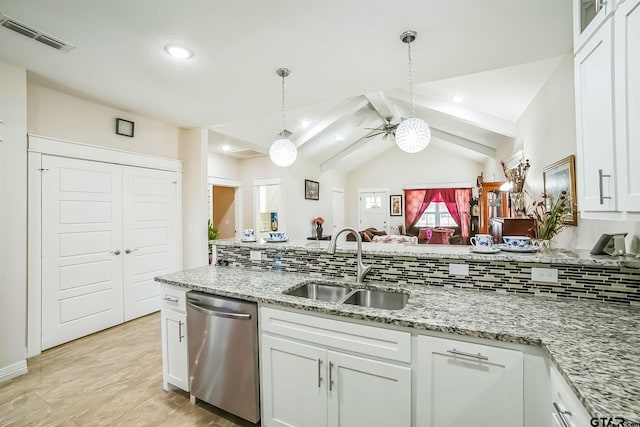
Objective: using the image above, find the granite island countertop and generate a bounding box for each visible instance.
[155,265,640,422]
[214,238,640,268]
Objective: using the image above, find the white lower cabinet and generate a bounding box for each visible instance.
[260,307,411,427]
[549,366,590,427]
[160,285,189,392]
[416,336,524,427]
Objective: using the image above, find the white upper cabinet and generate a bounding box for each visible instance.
[615,0,640,212]
[575,18,617,212]
[574,0,614,51]
[574,0,640,217]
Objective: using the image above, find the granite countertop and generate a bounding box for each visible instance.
[214,238,640,268]
[156,265,640,422]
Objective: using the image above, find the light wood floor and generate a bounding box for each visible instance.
[0,313,256,427]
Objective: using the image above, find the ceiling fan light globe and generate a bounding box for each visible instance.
[395,118,431,153]
[269,138,297,167]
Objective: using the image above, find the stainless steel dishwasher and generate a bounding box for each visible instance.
[187,291,260,423]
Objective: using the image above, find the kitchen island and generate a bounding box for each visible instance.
[156,263,640,424]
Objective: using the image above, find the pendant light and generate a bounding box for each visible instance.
[269,67,297,167]
[395,30,431,154]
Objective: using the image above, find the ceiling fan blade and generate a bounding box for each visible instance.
[382,133,389,140]
[364,126,383,131]
[366,131,384,138]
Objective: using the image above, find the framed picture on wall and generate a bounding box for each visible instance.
[305,179,319,200]
[390,195,403,216]
[543,154,578,226]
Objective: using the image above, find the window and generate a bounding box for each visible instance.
[415,202,457,227]
[364,196,382,210]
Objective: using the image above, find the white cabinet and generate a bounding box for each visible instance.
[260,307,411,427]
[160,285,189,392]
[549,366,591,427]
[615,0,640,212]
[575,17,617,213]
[416,336,524,427]
[574,0,614,51]
[327,350,411,427]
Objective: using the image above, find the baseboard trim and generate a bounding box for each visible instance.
[0,360,28,383]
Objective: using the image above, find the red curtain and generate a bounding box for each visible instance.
[455,188,472,243]
[439,189,461,226]
[404,189,440,230]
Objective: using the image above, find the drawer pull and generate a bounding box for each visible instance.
[599,169,612,205]
[553,402,572,427]
[446,348,489,361]
[164,296,179,303]
[329,361,334,391]
[317,359,322,388]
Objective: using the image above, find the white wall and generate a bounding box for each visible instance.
[180,128,209,268]
[347,144,484,230]
[234,156,347,239]
[0,61,28,379]
[28,83,180,159]
[208,151,242,181]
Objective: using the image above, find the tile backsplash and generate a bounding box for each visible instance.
[216,246,640,305]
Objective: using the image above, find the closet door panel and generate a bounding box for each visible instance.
[41,155,124,350]
[123,167,178,321]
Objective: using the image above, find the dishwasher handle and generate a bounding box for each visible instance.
[187,299,252,320]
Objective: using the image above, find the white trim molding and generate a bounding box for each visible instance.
[28,134,182,172]
[0,360,27,383]
[404,181,475,190]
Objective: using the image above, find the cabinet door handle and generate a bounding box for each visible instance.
[125,248,138,254]
[317,359,322,388]
[110,250,121,256]
[599,169,612,205]
[178,320,184,342]
[553,402,572,427]
[329,361,334,391]
[446,348,489,361]
[163,296,179,303]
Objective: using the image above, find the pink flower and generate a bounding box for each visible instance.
[312,216,325,225]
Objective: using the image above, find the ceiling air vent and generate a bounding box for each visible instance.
[229,149,266,159]
[0,13,75,52]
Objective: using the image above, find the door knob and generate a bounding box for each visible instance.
[125,248,138,254]
[110,250,121,256]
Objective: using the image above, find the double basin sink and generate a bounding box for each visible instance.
[284,281,409,310]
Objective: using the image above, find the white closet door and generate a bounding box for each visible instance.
[122,166,177,321]
[41,155,124,350]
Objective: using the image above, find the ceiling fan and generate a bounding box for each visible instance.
[365,116,400,139]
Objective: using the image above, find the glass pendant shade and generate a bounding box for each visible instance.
[269,138,297,167]
[395,117,431,153]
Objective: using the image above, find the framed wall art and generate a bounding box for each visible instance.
[390,195,403,216]
[305,179,319,200]
[543,154,578,226]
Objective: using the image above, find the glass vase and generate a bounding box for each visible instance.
[510,192,526,217]
[316,224,323,240]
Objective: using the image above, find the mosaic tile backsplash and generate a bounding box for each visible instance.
[216,246,640,305]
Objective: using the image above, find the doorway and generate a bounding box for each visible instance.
[358,188,389,231]
[212,186,235,239]
[208,177,242,241]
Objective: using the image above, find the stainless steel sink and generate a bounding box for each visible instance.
[284,281,409,310]
[284,281,352,302]
[341,289,409,310]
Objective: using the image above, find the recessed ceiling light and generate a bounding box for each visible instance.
[221,144,231,151]
[452,95,464,103]
[300,119,310,128]
[164,44,193,60]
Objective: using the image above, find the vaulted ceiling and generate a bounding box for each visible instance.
[0,0,573,171]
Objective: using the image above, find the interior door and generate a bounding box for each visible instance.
[332,188,345,239]
[41,155,124,350]
[122,166,178,321]
[358,190,388,231]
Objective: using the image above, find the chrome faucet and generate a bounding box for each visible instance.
[327,227,372,283]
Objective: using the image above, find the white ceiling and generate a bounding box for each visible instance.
[0,0,573,171]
